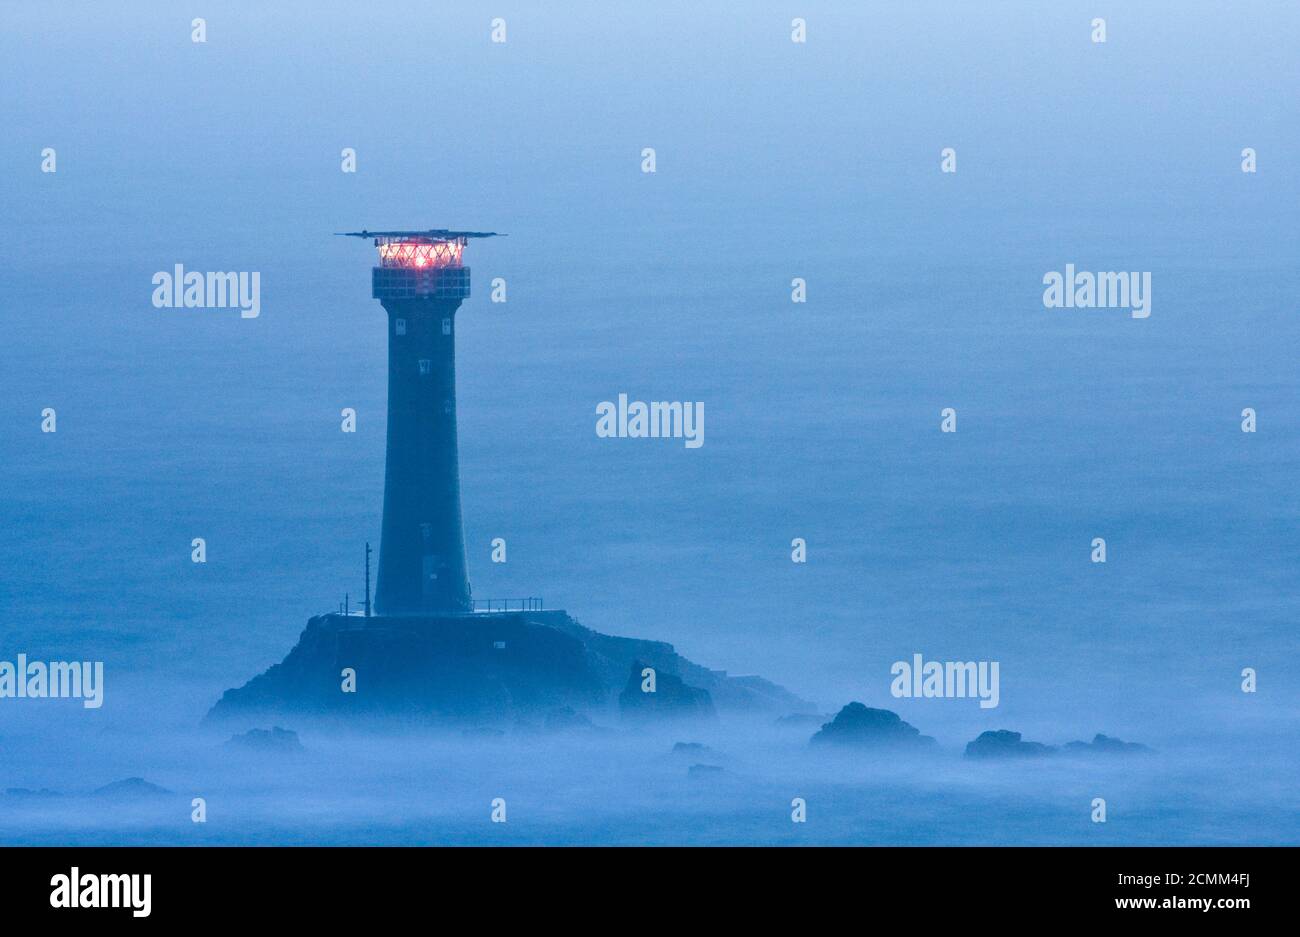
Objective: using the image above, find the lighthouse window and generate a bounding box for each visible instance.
[442,318,451,336]
[395,318,406,336]
[418,359,432,376]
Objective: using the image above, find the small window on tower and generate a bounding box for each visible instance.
[442,318,451,336]
[418,359,432,376]
[395,318,406,336]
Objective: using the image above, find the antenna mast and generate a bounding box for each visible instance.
[364,541,372,618]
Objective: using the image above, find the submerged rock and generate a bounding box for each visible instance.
[671,741,719,758]
[687,764,725,778]
[5,787,61,799]
[226,726,303,754]
[619,661,716,723]
[91,777,173,798]
[1064,733,1153,755]
[964,730,1055,759]
[810,703,936,750]
[775,712,827,728]
[542,706,597,733]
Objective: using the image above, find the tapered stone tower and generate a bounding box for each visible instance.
[339,229,499,616]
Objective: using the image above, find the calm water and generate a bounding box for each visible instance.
[1,1,1296,844]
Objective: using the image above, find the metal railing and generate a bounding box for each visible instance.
[471,597,543,613]
[322,596,544,617]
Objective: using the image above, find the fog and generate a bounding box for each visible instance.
[1,1,1297,845]
[3,710,1295,845]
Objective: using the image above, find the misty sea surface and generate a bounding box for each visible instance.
[1,2,1297,844]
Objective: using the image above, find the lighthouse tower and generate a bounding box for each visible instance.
[339,229,499,616]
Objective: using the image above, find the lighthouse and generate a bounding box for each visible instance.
[339,229,500,616]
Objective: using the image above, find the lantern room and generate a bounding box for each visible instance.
[376,238,466,269]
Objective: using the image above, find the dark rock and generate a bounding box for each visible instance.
[964,730,1056,759]
[226,726,303,754]
[619,661,716,723]
[91,777,173,798]
[206,612,592,728]
[1064,733,1153,755]
[687,764,725,778]
[206,610,809,728]
[775,712,827,728]
[547,618,813,715]
[543,706,596,733]
[5,787,61,799]
[810,703,937,750]
[671,741,720,758]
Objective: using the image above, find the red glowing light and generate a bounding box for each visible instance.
[378,239,465,269]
